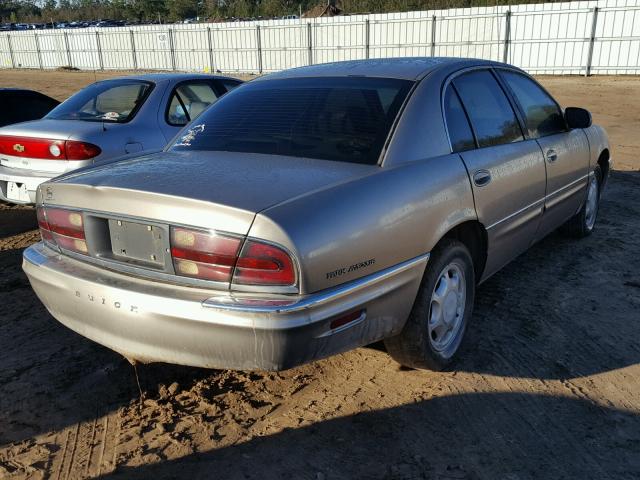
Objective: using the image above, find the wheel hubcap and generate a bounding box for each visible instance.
[585,175,599,230]
[428,262,466,352]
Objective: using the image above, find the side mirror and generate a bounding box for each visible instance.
[565,107,592,129]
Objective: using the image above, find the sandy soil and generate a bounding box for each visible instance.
[0,70,639,479]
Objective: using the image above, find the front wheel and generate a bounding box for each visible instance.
[563,166,602,238]
[384,239,475,371]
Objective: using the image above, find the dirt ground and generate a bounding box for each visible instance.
[0,70,639,480]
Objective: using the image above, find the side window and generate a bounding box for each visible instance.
[167,82,220,126]
[220,79,242,92]
[453,70,524,148]
[499,70,566,138]
[444,86,475,152]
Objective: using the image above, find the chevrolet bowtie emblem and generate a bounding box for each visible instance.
[13,143,25,153]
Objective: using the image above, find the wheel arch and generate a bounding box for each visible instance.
[597,148,610,188]
[434,220,488,284]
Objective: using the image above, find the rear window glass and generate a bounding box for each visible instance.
[46,80,153,123]
[170,77,413,165]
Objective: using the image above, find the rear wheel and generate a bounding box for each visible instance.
[384,239,475,370]
[564,166,602,238]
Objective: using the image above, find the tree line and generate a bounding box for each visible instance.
[2,0,561,24]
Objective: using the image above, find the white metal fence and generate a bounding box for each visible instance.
[1,0,639,75]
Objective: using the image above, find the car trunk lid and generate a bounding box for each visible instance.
[0,119,103,175]
[39,151,377,289]
[50,150,377,227]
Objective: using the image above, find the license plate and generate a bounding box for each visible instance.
[108,219,166,267]
[6,182,29,202]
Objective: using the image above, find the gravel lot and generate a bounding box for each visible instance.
[0,70,639,480]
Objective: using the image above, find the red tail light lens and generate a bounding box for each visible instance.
[170,227,296,287]
[233,240,296,286]
[37,206,88,255]
[170,227,242,283]
[0,136,100,160]
[65,140,102,160]
[36,207,54,243]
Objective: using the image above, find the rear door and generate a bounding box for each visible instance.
[446,69,547,279]
[497,69,590,240]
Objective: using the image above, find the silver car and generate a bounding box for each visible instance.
[23,58,610,371]
[0,73,242,204]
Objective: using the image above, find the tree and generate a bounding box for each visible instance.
[168,0,198,20]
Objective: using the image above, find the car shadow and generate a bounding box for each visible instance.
[451,170,640,380]
[0,202,37,238]
[1,171,639,452]
[98,391,640,479]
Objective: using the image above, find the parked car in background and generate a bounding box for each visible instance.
[0,88,60,128]
[23,58,610,372]
[0,73,242,204]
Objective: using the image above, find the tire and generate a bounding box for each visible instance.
[384,239,475,371]
[563,166,602,238]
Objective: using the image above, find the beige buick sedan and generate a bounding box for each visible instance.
[23,58,610,371]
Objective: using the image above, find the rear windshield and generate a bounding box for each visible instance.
[169,77,413,165]
[46,80,153,123]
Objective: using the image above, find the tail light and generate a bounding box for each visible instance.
[170,227,242,283]
[0,136,101,161]
[36,213,297,289]
[36,206,88,255]
[233,240,296,286]
[170,226,296,287]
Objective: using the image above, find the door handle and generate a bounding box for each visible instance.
[473,170,492,187]
[546,149,558,163]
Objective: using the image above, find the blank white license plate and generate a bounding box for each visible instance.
[6,182,29,202]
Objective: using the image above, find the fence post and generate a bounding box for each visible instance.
[63,30,72,67]
[502,10,511,63]
[365,19,370,59]
[430,15,437,57]
[168,28,176,71]
[207,26,215,73]
[585,6,599,77]
[129,30,137,70]
[34,32,43,69]
[95,31,104,70]
[7,34,15,68]
[307,22,313,65]
[256,25,263,74]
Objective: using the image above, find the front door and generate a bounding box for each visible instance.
[496,69,591,241]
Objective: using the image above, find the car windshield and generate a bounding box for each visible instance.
[46,80,153,123]
[169,76,413,165]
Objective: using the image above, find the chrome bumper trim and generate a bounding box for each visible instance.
[202,252,430,314]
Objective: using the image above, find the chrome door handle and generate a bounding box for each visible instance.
[546,149,558,163]
[473,170,492,187]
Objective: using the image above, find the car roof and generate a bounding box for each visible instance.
[93,73,242,84]
[0,87,40,92]
[257,57,505,82]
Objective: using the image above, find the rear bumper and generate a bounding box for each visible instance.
[23,242,427,370]
[0,165,53,204]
